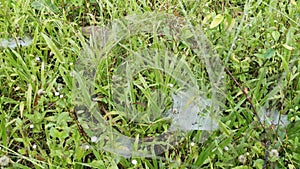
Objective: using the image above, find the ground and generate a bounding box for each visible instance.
[0,0,299,168]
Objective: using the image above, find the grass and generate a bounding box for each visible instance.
[0,0,299,168]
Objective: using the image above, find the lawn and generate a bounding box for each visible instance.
[0,0,299,168]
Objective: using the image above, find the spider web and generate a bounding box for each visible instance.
[72,12,225,158]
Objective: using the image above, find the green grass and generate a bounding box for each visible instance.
[0,0,299,168]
